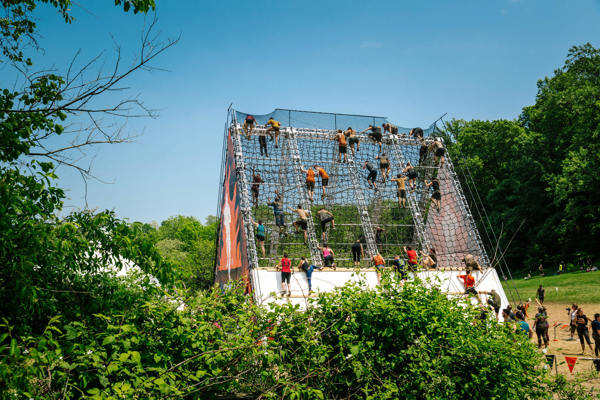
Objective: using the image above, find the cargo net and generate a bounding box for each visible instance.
[233,109,488,270]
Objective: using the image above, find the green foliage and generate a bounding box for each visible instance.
[1,277,558,399]
[443,43,600,270]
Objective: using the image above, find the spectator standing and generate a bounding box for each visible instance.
[533,306,549,349]
[570,304,578,341]
[576,308,594,354]
[516,312,533,339]
[536,284,545,304]
[592,313,600,357]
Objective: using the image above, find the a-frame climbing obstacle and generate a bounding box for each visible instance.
[214,108,509,313]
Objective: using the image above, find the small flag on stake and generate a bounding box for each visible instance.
[545,355,555,368]
[565,356,578,373]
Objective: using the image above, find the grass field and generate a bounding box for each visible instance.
[501,270,600,304]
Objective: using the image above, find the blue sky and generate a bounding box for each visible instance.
[18,0,600,223]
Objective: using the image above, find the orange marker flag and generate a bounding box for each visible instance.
[565,356,578,373]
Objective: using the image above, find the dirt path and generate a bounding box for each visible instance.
[525,302,600,387]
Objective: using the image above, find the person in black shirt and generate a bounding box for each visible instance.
[576,308,594,354]
[425,178,441,212]
[410,127,424,140]
[403,162,417,191]
[361,125,383,152]
[592,313,600,357]
[536,284,545,304]
[375,226,384,244]
[351,239,363,268]
[363,161,378,191]
[533,306,549,348]
[251,168,262,207]
[243,114,256,139]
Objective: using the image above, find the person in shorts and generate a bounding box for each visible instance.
[533,306,550,349]
[258,129,269,157]
[351,239,363,267]
[243,114,256,139]
[402,162,417,191]
[372,253,385,278]
[289,204,309,243]
[457,269,478,297]
[488,289,501,320]
[363,161,378,192]
[403,245,418,269]
[318,244,336,270]
[536,284,545,304]
[390,174,408,208]
[361,125,383,152]
[420,249,436,269]
[410,127,424,140]
[251,168,263,207]
[419,139,428,164]
[375,226,384,244]
[382,122,399,136]
[462,253,482,271]
[345,127,360,155]
[376,153,390,183]
[298,256,319,293]
[425,178,441,212]
[250,218,266,257]
[314,165,329,199]
[334,130,348,163]
[570,304,579,340]
[392,255,407,280]
[317,208,335,242]
[592,313,600,357]
[279,253,293,297]
[266,117,281,148]
[430,139,445,167]
[268,191,286,236]
[300,166,316,202]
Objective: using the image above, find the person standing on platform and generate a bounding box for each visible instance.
[362,124,383,152]
[363,160,378,192]
[403,245,418,270]
[317,207,335,242]
[300,166,316,202]
[536,284,545,305]
[314,164,329,199]
[289,204,309,244]
[376,153,391,183]
[345,127,360,155]
[250,218,266,257]
[351,239,364,268]
[265,117,281,148]
[279,253,293,297]
[334,130,348,163]
[390,174,408,208]
[243,114,256,139]
[403,162,417,191]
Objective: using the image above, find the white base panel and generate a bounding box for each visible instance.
[251,268,510,320]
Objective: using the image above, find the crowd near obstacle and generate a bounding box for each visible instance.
[214,108,509,311]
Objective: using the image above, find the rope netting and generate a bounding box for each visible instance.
[232,109,487,270]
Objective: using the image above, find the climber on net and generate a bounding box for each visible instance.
[376,153,391,183]
[251,168,263,208]
[462,253,483,271]
[430,138,445,167]
[317,243,336,270]
[375,226,384,245]
[418,138,428,164]
[457,269,489,304]
[363,160,378,192]
[424,178,441,212]
[257,127,269,157]
[382,122,398,137]
[265,117,281,148]
[409,127,424,140]
[314,164,329,199]
[390,174,408,208]
[361,124,383,152]
[345,127,360,155]
[334,129,348,163]
[298,256,321,294]
[420,247,437,269]
[317,207,335,242]
[300,166,316,202]
[289,204,309,244]
[250,218,266,257]
[267,191,286,236]
[243,114,256,139]
[402,162,417,191]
